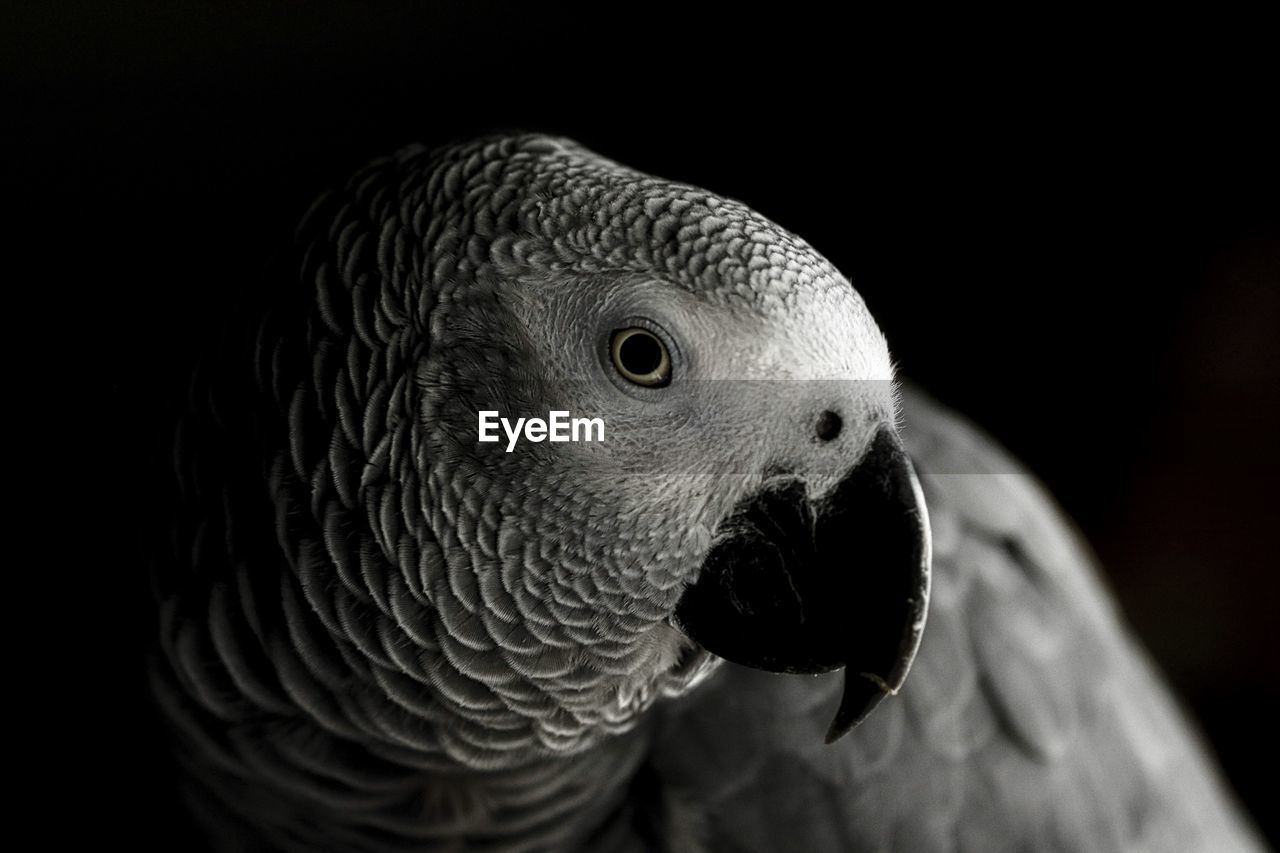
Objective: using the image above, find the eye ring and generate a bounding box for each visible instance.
[610,327,672,387]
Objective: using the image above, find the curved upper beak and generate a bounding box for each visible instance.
[673,427,931,743]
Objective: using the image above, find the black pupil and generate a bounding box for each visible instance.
[619,332,663,376]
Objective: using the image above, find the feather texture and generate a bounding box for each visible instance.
[152,133,1263,851]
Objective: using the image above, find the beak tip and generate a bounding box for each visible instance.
[824,669,897,744]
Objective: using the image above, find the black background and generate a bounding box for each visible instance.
[11,3,1277,846]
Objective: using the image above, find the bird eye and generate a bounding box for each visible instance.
[610,327,672,387]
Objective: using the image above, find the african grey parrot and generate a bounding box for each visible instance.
[153,133,1265,852]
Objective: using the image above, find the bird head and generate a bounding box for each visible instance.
[288,134,930,765]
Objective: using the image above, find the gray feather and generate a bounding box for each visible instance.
[153,133,1264,852]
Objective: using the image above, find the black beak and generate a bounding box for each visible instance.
[673,428,931,743]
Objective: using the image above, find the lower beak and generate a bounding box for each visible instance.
[673,428,932,743]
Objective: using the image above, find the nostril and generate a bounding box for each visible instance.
[815,410,843,442]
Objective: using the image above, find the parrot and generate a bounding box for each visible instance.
[152,133,1266,852]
